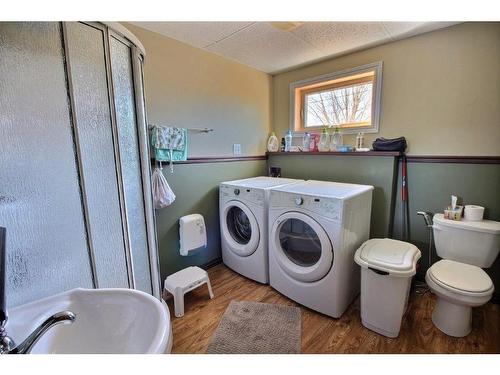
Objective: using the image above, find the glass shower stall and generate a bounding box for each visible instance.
[0,22,161,307]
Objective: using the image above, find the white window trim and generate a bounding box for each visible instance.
[289,61,383,135]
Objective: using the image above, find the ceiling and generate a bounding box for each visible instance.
[131,22,460,74]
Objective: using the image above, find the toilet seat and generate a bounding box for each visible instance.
[427,260,494,297]
[426,260,494,337]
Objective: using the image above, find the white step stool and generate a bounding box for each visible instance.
[164,266,214,318]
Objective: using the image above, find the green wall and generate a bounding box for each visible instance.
[392,162,500,296]
[267,154,398,238]
[154,160,267,281]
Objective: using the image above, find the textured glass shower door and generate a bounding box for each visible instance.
[109,33,153,294]
[0,22,94,307]
[63,22,130,289]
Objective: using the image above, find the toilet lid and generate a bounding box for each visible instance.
[429,260,493,293]
[433,214,500,234]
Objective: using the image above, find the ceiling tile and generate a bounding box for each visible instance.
[382,22,461,40]
[129,22,462,73]
[131,21,254,48]
[205,22,324,73]
[291,22,391,56]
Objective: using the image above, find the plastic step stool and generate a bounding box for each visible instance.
[164,266,214,317]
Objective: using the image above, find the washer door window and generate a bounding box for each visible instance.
[272,212,333,282]
[222,200,260,257]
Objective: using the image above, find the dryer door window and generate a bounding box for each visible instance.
[272,212,333,282]
[279,219,322,267]
[222,200,260,257]
[227,206,252,245]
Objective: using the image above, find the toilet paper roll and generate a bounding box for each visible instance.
[464,205,484,221]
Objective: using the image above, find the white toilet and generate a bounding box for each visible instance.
[426,213,500,337]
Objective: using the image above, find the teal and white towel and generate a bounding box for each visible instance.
[151,125,188,172]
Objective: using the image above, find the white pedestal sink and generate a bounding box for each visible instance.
[6,288,173,354]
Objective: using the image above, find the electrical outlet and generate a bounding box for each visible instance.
[233,144,241,156]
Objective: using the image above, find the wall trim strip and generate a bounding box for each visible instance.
[404,155,500,164]
[151,155,267,165]
[267,152,500,164]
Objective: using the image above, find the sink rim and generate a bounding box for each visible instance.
[8,287,172,354]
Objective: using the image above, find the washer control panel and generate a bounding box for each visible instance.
[220,184,265,207]
[269,190,342,220]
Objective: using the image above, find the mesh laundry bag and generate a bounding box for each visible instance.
[152,165,176,209]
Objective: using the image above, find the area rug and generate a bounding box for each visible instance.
[206,300,301,354]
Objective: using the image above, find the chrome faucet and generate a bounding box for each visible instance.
[0,227,76,354]
[1,311,76,354]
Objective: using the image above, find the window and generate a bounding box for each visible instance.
[290,62,382,134]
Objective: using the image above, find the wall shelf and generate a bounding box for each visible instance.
[266,151,402,157]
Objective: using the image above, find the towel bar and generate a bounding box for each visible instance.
[148,124,213,133]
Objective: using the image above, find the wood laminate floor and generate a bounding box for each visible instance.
[165,264,500,354]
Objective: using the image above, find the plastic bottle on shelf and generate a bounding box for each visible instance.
[309,133,317,152]
[267,132,279,152]
[318,128,330,152]
[330,127,343,151]
[302,132,311,152]
[284,130,293,152]
[356,132,364,150]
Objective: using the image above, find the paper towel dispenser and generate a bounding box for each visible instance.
[179,214,207,256]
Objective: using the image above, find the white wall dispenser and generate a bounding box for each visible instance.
[179,214,207,256]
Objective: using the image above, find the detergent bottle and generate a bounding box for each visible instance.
[267,132,279,152]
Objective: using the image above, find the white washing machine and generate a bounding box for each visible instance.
[219,176,302,283]
[268,180,374,317]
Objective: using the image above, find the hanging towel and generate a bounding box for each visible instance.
[151,125,188,172]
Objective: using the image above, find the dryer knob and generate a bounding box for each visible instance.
[295,197,304,206]
[234,189,240,195]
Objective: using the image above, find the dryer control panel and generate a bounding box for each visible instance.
[220,184,265,207]
[269,190,342,221]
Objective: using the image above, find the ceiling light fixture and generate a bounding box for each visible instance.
[269,22,304,32]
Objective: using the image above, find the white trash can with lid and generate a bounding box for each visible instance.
[354,238,421,338]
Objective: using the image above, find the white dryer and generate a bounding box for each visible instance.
[219,176,301,283]
[268,180,374,317]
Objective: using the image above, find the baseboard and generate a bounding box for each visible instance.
[200,257,223,270]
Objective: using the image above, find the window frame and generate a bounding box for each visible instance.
[289,61,383,134]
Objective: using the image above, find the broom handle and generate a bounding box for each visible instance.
[401,155,408,240]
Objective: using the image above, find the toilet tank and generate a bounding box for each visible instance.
[432,214,500,268]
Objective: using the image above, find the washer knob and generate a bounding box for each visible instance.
[234,189,240,195]
[295,197,304,206]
